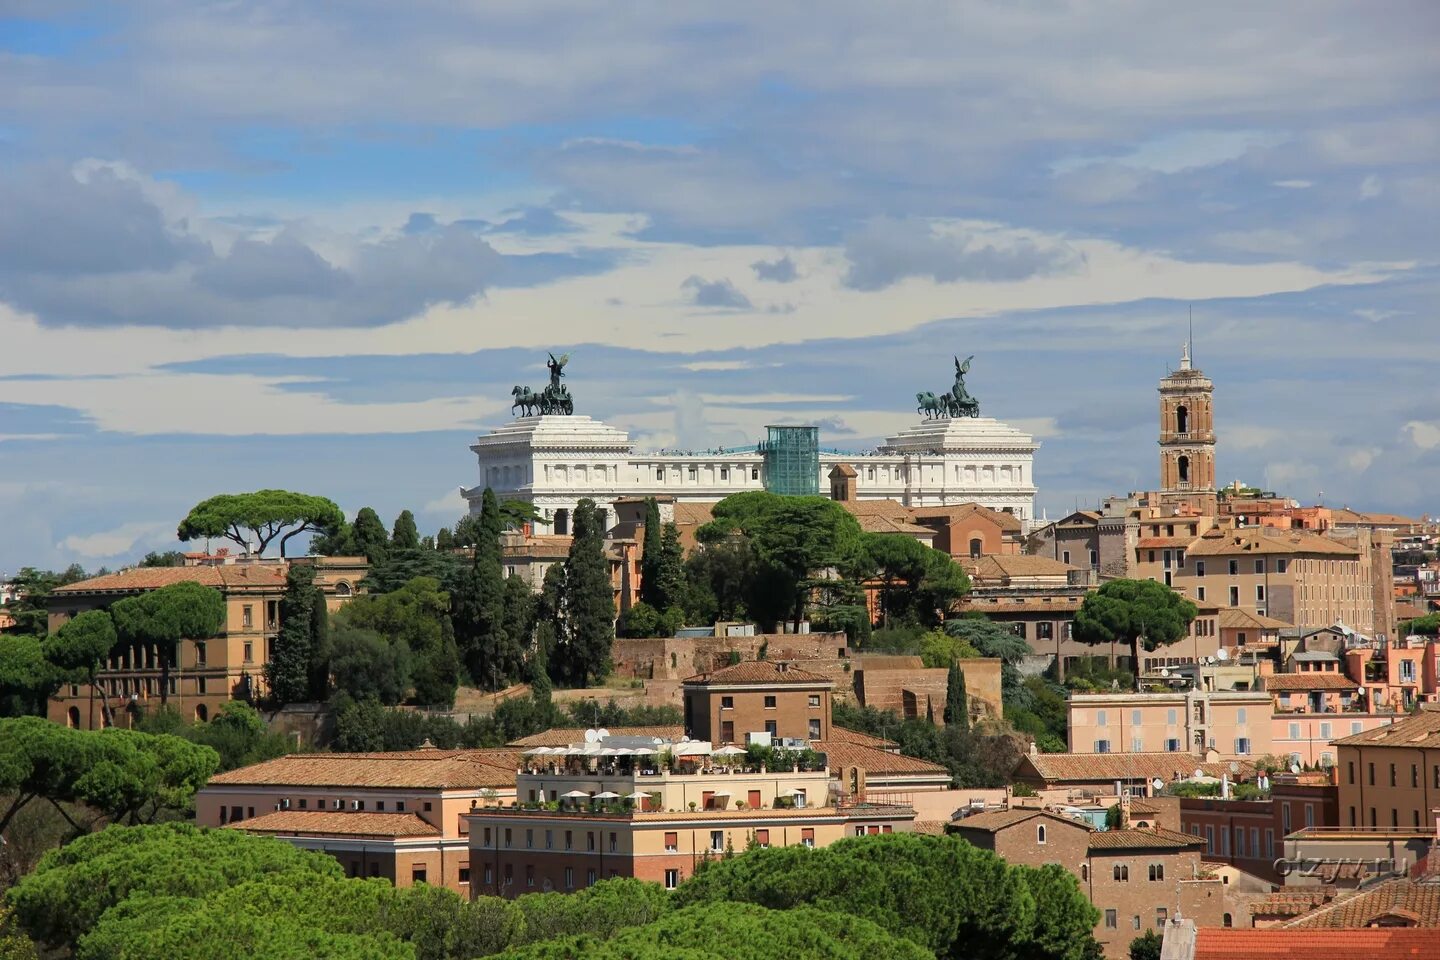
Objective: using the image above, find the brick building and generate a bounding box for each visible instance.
[948,808,1223,958]
[200,748,522,894]
[1177,773,1339,886]
[682,660,834,745]
[1334,706,1440,830]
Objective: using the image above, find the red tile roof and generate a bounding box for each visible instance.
[827,725,899,749]
[1263,672,1365,692]
[1333,707,1440,749]
[816,739,950,779]
[1018,752,1256,785]
[1284,876,1440,928]
[53,564,288,594]
[1193,928,1440,959]
[506,725,684,748]
[1087,826,1203,851]
[207,751,519,789]
[231,811,440,838]
[683,661,835,686]
[949,808,1089,833]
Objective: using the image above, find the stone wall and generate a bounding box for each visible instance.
[611,633,851,681]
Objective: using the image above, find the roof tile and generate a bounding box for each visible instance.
[683,661,835,686]
[231,810,440,838]
[207,751,519,790]
[1194,928,1440,960]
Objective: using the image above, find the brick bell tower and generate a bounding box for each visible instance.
[1158,339,1217,515]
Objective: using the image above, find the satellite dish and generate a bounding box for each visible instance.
[1215,648,1230,662]
[1193,768,1204,779]
[1289,762,1301,774]
[597,728,610,739]
[1152,778,1164,791]
[584,729,598,743]
[1204,656,1215,665]
[1161,668,1171,678]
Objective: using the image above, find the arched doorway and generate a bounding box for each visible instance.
[67,706,81,728]
[195,703,208,723]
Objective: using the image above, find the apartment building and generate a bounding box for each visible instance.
[681,660,833,745]
[201,748,521,894]
[466,731,915,896]
[1068,691,1274,760]
[1177,772,1339,885]
[1334,706,1440,830]
[948,809,1223,959]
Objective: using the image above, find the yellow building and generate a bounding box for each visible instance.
[1068,690,1274,760]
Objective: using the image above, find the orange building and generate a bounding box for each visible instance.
[1334,706,1440,830]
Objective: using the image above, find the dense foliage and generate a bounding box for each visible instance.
[1073,578,1198,687]
[176,489,345,558]
[110,581,226,708]
[136,702,300,772]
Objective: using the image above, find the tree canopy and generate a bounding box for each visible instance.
[177,490,345,557]
[551,499,614,687]
[1073,578,1198,688]
[110,580,226,706]
[333,577,460,707]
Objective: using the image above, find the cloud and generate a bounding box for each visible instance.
[752,255,799,282]
[842,218,1085,291]
[1360,174,1384,199]
[681,275,752,309]
[1405,421,1440,450]
[57,521,173,560]
[1273,180,1313,189]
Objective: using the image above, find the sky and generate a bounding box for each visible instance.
[1,2,1437,575]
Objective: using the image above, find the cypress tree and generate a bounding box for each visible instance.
[944,658,970,731]
[452,490,513,689]
[350,507,390,564]
[557,498,614,687]
[306,578,330,700]
[638,498,663,608]
[267,565,316,704]
[654,522,687,614]
[391,510,420,550]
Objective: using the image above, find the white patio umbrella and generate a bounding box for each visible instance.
[710,789,732,796]
[712,745,747,756]
[624,791,650,800]
[630,747,657,756]
[593,791,622,799]
[561,790,591,799]
[523,747,553,755]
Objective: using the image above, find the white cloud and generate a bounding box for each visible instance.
[1405,421,1440,450]
[1346,447,1381,472]
[57,521,173,560]
[1273,179,1314,189]
[1360,174,1384,199]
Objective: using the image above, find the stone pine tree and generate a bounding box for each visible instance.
[266,565,319,705]
[558,498,614,687]
[110,582,226,708]
[1073,578,1197,690]
[391,510,420,550]
[638,498,664,608]
[945,658,970,732]
[44,610,117,729]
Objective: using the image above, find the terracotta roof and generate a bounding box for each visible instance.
[231,811,440,838]
[911,502,1023,533]
[683,661,835,686]
[913,819,949,835]
[1187,528,1359,558]
[855,514,936,537]
[816,739,950,779]
[827,725,899,749]
[965,554,1078,581]
[962,597,1083,614]
[1250,888,1337,918]
[1218,608,1292,630]
[206,751,518,789]
[828,463,858,478]
[1285,876,1440,928]
[836,498,914,521]
[1263,672,1363,692]
[1019,752,1256,784]
[1137,537,1192,549]
[1193,928,1440,960]
[1333,707,1440,749]
[53,564,288,594]
[949,808,1087,833]
[1088,826,1203,851]
[506,725,684,748]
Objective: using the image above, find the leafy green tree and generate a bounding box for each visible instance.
[330,696,389,751]
[6,822,342,952]
[1,567,82,638]
[452,490,515,689]
[919,627,980,667]
[0,718,218,837]
[502,574,536,662]
[328,624,413,705]
[266,564,319,704]
[617,601,663,638]
[391,510,421,551]
[498,500,544,532]
[435,527,455,551]
[1400,613,1440,636]
[1073,578,1198,689]
[140,701,299,772]
[1129,928,1163,960]
[334,578,460,707]
[44,610,118,728]
[945,658,969,731]
[945,616,1033,708]
[863,533,932,628]
[363,548,463,594]
[177,490,345,557]
[452,513,482,547]
[350,507,392,564]
[0,636,58,718]
[553,499,614,687]
[139,551,186,568]
[110,581,225,707]
[681,538,753,624]
[1016,863,1102,960]
[652,523,687,615]
[0,904,37,960]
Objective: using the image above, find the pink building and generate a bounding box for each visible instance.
[1262,671,1394,767]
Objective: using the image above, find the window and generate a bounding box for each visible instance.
[1132,737,1144,752]
[1094,740,1111,754]
[564,867,573,889]
[801,828,815,848]
[587,869,597,887]
[1081,864,1089,881]
[751,468,759,480]
[665,869,680,890]
[1319,722,1331,740]
[1156,908,1168,928]
[1097,710,1107,727]
[710,830,724,853]
[1390,764,1397,787]
[721,696,734,709]
[1166,738,1181,752]
[1282,803,1292,833]
[656,467,664,480]
[1062,550,1071,564]
[1254,559,1265,575]
[720,467,729,481]
[1197,586,1206,601]
[526,829,533,849]
[1304,804,1314,828]
[1348,761,1355,784]
[1113,864,1129,881]
[1037,825,1047,844]
[242,605,253,628]
[504,828,511,848]
[243,641,254,663]
[1132,709,1143,726]
[755,829,770,848]
[808,694,821,708]
[1196,561,1205,577]
[1368,762,1375,786]
[526,866,534,887]
[664,831,679,852]
[1132,915,1142,931]
[610,832,617,853]
[765,720,777,736]
[1235,738,1251,755]
[687,467,697,481]
[1256,584,1266,603]
[1205,826,1214,853]
[1413,765,1421,788]
[1149,863,1164,881]
[763,695,777,709]
[587,832,595,852]
[1228,560,1238,575]
[1289,723,1301,741]
[1090,549,1099,567]
[412,868,427,885]
[1167,708,1178,725]
[809,718,821,739]
[458,867,470,884]
[1104,910,1118,930]
[544,829,552,849]
[1228,586,1239,606]
[1277,559,1288,573]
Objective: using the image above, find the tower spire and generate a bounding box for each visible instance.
[1180,307,1193,370]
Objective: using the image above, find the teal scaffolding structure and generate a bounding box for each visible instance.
[760,425,819,496]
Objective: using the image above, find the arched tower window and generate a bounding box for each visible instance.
[67,706,81,728]
[1177,455,1190,482]
[969,537,984,558]
[1175,404,1189,434]
[1037,824,1047,844]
